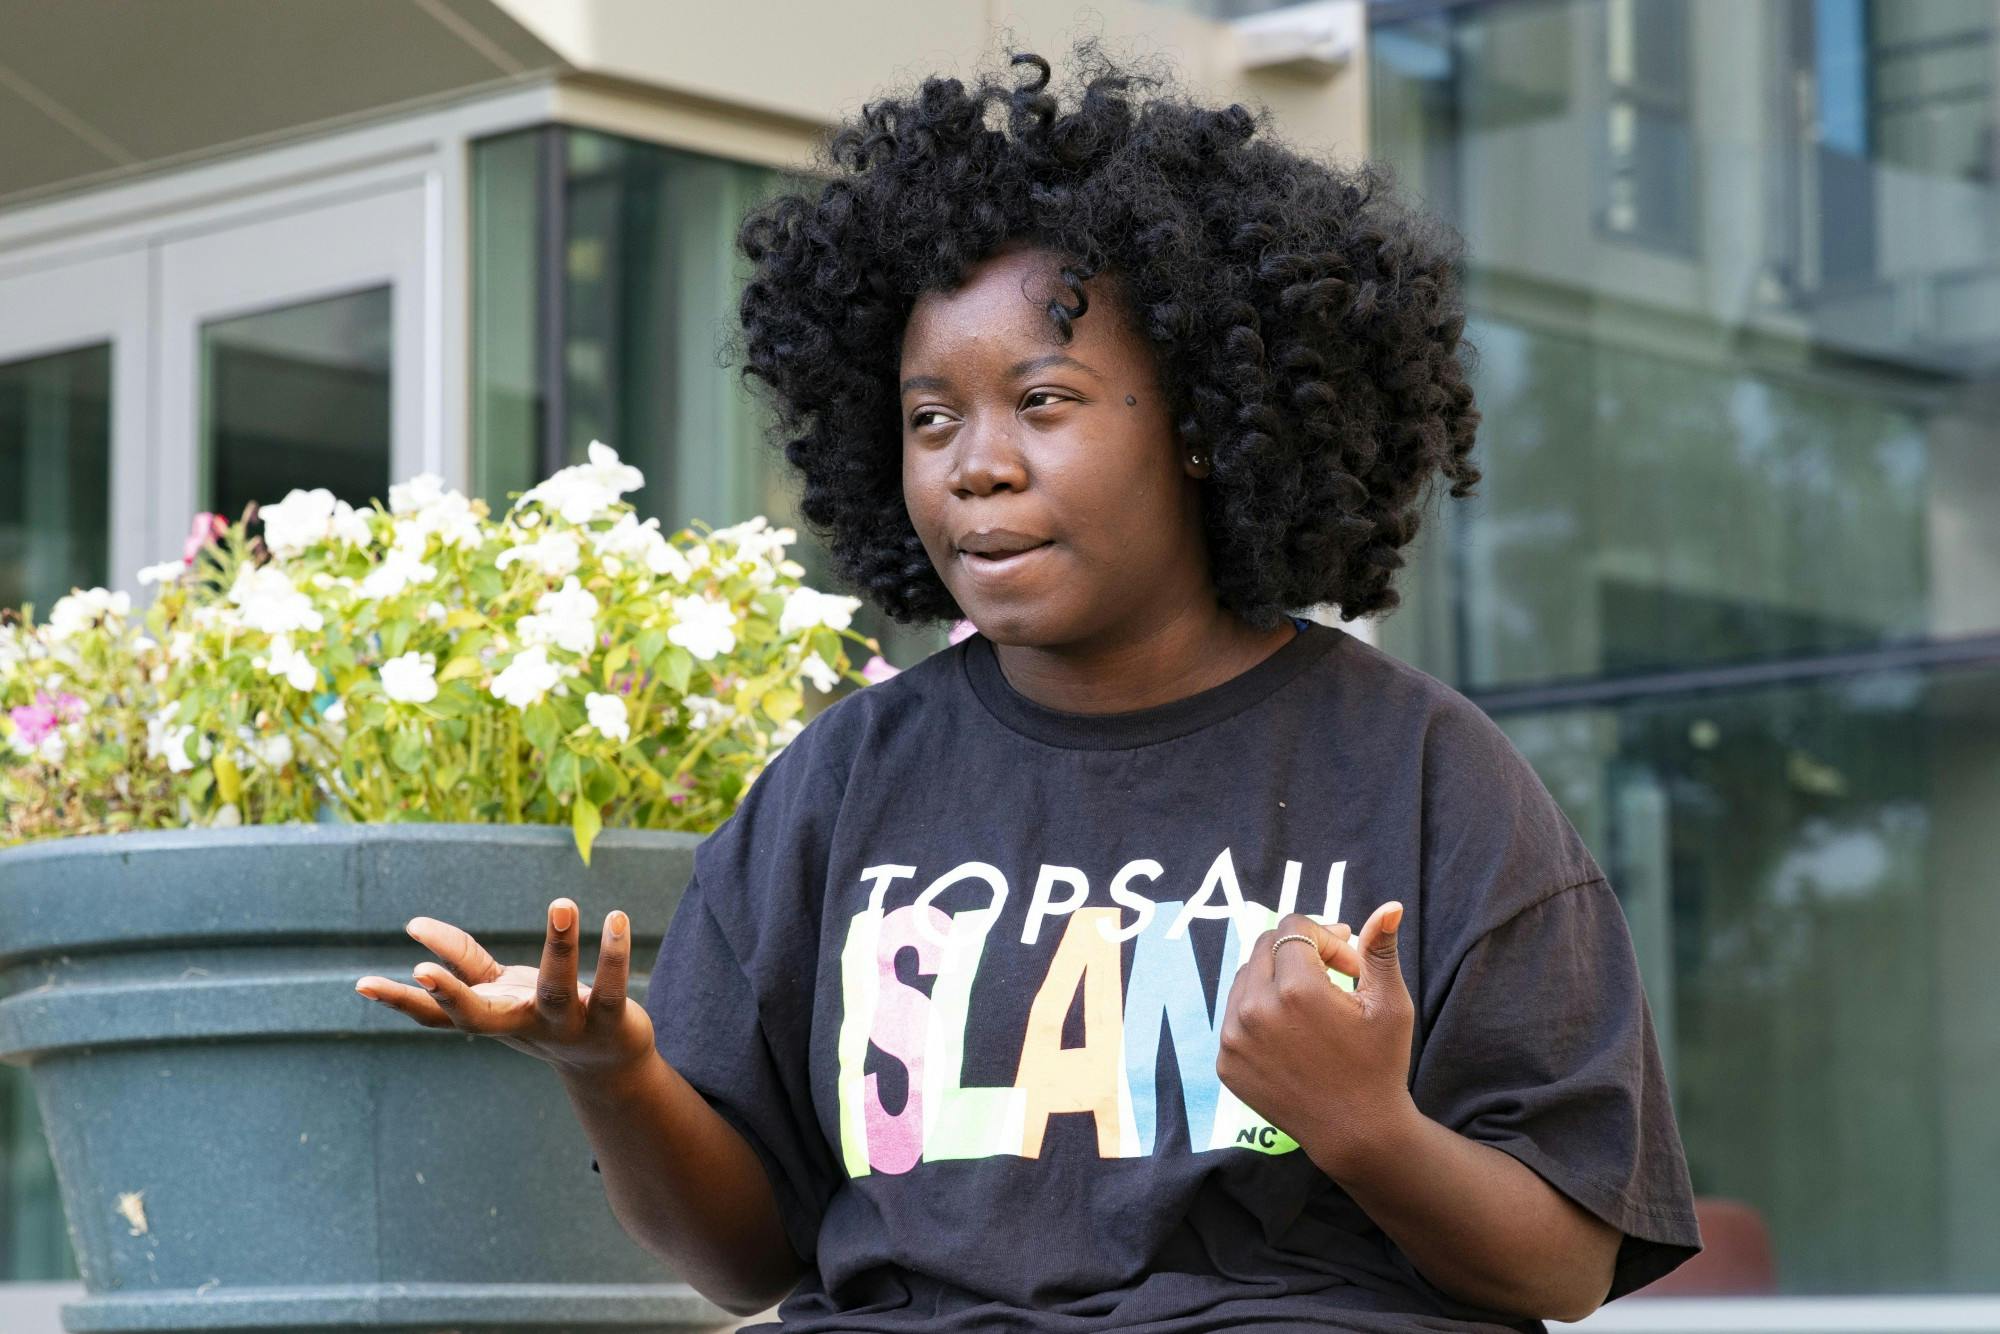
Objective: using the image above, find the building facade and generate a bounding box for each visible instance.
[4,0,1995,1330]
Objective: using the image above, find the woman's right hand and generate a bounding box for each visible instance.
[355,898,656,1085]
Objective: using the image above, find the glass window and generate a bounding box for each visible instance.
[1371,0,2000,690]
[1496,659,2000,1294]
[201,288,392,524]
[471,126,946,683]
[1869,0,1996,182]
[1371,0,2000,1297]
[0,344,110,618]
[1601,0,1696,252]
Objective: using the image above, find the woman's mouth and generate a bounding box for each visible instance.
[956,541,1053,580]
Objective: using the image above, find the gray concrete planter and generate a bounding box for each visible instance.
[0,822,732,1334]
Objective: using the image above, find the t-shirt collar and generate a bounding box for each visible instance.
[959,616,1343,750]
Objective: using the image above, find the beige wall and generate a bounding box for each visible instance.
[491,0,1368,171]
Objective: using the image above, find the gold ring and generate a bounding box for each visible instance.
[1270,932,1317,960]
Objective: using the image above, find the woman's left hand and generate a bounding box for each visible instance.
[1215,902,1417,1178]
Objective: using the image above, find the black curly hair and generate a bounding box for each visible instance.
[730,38,1481,631]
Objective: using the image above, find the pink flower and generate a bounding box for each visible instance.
[861,655,900,684]
[11,691,85,745]
[948,618,977,645]
[9,703,56,746]
[183,512,227,565]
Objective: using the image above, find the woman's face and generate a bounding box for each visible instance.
[899,244,1212,649]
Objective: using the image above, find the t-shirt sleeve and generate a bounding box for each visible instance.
[1401,689,1702,1305]
[636,868,838,1267]
[1411,877,1702,1301]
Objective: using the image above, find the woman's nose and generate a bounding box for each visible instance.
[948,413,1029,496]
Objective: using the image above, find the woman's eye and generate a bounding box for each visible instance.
[910,409,945,430]
[1023,391,1067,411]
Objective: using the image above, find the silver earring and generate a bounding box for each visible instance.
[1189,450,1208,469]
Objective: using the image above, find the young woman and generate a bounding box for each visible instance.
[358,42,1701,1332]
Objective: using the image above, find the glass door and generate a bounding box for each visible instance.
[154,183,434,551]
[0,249,147,611]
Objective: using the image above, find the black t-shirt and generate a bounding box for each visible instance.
[627,619,1702,1331]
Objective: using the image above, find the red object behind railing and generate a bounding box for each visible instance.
[1630,1196,1778,1296]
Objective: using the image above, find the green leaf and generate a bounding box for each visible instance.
[657,645,693,694]
[212,755,242,804]
[186,767,214,802]
[523,701,559,753]
[571,798,602,866]
[761,686,802,724]
[583,762,617,807]
[437,655,482,684]
[381,618,415,659]
[602,642,631,682]
[635,628,666,671]
[468,565,503,600]
[811,627,843,665]
[548,746,580,798]
[388,727,426,773]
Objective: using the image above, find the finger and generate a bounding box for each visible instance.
[1355,901,1409,1001]
[1271,915,1352,997]
[406,915,506,985]
[356,975,455,1029]
[537,897,581,1022]
[585,908,632,1027]
[1251,927,1279,981]
[413,959,520,1030]
[1318,921,1363,980]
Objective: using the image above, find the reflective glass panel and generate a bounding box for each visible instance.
[202,287,391,522]
[0,343,110,617]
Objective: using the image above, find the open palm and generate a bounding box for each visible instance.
[355,897,656,1082]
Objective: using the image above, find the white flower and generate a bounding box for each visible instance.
[667,594,737,661]
[358,544,437,600]
[251,733,294,770]
[257,488,373,557]
[592,512,692,582]
[515,440,644,525]
[145,706,211,773]
[137,560,185,585]
[323,700,348,726]
[166,631,196,665]
[380,651,439,704]
[331,503,374,548]
[210,802,242,828]
[390,478,484,550]
[710,515,796,564]
[490,644,561,709]
[228,565,323,635]
[779,586,861,636]
[254,634,320,692]
[585,691,631,744]
[800,651,839,693]
[6,727,65,764]
[683,693,734,731]
[770,717,805,750]
[46,588,132,641]
[389,473,446,515]
[516,576,599,655]
[495,530,583,578]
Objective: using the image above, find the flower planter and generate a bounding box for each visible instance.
[0,822,731,1334]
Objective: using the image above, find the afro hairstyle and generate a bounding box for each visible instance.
[730,38,1482,630]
